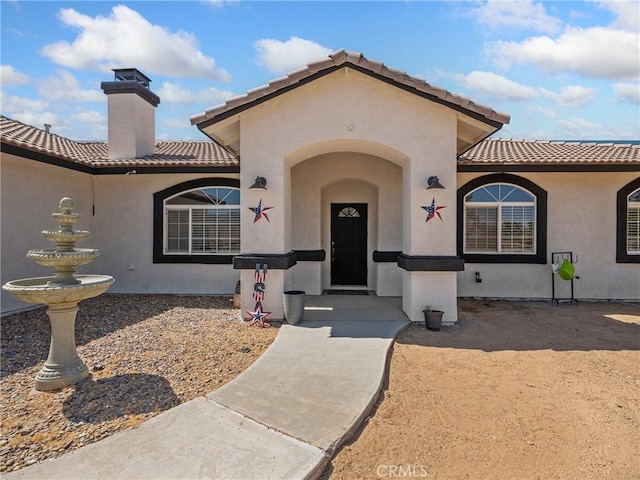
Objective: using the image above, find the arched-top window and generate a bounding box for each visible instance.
[458,174,547,264]
[627,188,640,254]
[618,178,640,263]
[165,187,240,254]
[464,183,536,254]
[154,178,240,264]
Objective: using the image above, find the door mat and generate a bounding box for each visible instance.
[325,290,371,295]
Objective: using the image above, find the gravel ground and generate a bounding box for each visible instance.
[0,294,279,474]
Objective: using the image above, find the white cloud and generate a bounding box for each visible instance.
[473,0,562,34]
[556,116,602,138]
[254,37,332,74]
[0,91,49,112]
[71,108,105,126]
[489,26,639,80]
[202,0,239,8]
[156,81,234,105]
[532,105,558,119]
[157,82,196,104]
[597,0,640,33]
[41,5,231,81]
[198,86,235,105]
[10,110,61,132]
[456,71,538,101]
[163,117,193,129]
[36,69,104,102]
[613,82,640,104]
[0,65,29,86]
[540,85,598,108]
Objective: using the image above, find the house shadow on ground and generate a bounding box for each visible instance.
[399,299,640,352]
[63,373,179,423]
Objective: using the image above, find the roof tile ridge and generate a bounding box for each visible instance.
[344,51,364,64]
[359,57,384,73]
[380,65,407,83]
[307,57,336,74]
[328,49,348,65]
[287,65,312,83]
[224,93,250,110]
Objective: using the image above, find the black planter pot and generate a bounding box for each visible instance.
[423,310,444,331]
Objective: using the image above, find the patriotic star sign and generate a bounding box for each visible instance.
[249,199,273,223]
[247,303,271,327]
[422,198,446,222]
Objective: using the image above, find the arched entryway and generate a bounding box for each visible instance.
[289,150,403,296]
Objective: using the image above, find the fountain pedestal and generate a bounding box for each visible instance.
[2,198,114,391]
[38,303,86,390]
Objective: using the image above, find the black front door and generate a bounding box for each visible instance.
[331,203,367,285]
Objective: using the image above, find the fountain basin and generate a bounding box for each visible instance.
[42,229,90,245]
[27,248,98,266]
[3,275,114,305]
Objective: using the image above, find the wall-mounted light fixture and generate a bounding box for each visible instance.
[249,176,267,190]
[426,176,445,190]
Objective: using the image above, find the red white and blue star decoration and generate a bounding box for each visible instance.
[247,303,271,327]
[249,199,273,223]
[422,198,446,222]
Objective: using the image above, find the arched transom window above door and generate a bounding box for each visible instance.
[338,206,361,218]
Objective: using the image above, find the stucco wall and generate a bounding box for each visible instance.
[1,155,94,313]
[238,68,459,321]
[89,173,240,298]
[1,153,240,315]
[457,171,640,301]
[107,93,155,159]
[240,68,458,255]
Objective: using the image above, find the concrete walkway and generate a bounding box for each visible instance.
[6,295,410,480]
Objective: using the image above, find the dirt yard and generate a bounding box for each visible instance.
[324,299,640,480]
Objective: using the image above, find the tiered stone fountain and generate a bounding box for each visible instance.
[2,197,114,391]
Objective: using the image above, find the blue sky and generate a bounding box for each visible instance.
[1,1,639,142]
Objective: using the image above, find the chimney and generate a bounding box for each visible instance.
[101,68,160,160]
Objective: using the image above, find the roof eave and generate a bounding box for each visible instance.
[457,162,640,172]
[193,61,508,157]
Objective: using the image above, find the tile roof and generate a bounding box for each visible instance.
[2,115,638,172]
[0,115,238,170]
[190,49,511,127]
[459,138,640,166]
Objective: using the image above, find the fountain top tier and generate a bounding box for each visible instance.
[27,197,99,285]
[43,197,89,251]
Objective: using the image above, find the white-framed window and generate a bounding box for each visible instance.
[627,187,640,255]
[464,183,536,254]
[164,187,240,255]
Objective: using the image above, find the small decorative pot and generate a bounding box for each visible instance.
[423,310,444,331]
